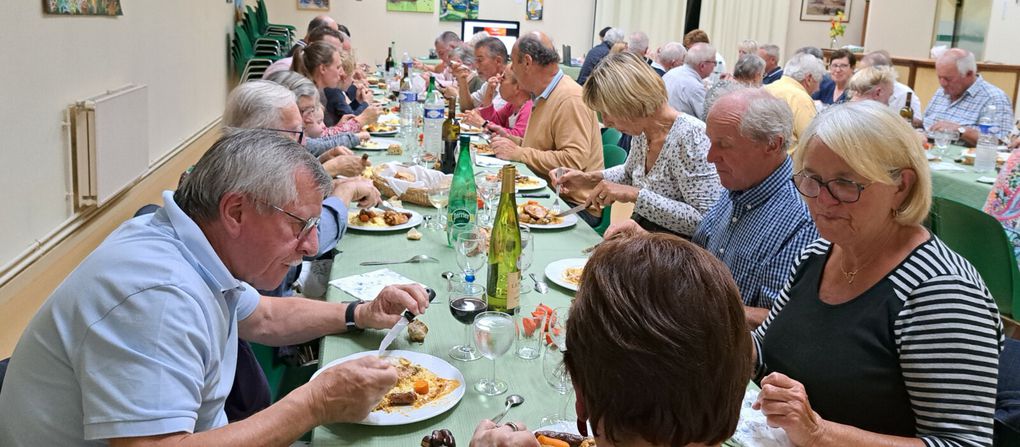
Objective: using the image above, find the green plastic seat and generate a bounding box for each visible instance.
[929,196,1020,318]
[592,143,628,236]
[601,127,622,147]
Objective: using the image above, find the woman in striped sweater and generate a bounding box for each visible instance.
[752,101,1003,447]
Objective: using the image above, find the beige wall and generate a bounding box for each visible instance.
[259,0,595,66]
[864,0,936,59]
[783,0,866,61]
[985,0,1020,64]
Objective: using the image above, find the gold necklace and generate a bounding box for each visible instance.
[839,256,866,285]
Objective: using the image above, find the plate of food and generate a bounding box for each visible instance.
[378,113,401,127]
[472,141,495,156]
[544,258,586,292]
[460,123,483,135]
[355,137,401,151]
[366,123,398,136]
[348,207,423,231]
[518,201,578,229]
[534,422,596,447]
[483,173,547,192]
[311,350,465,426]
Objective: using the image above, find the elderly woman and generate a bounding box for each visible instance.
[461,66,533,142]
[552,52,721,237]
[293,41,379,130]
[752,101,1002,446]
[847,66,898,105]
[702,53,766,120]
[469,233,751,446]
[263,70,369,157]
[813,48,856,105]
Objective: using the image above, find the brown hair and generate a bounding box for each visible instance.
[564,233,751,446]
[292,41,337,80]
[830,48,857,68]
[683,29,710,48]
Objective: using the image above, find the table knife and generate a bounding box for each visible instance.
[556,203,588,218]
[377,288,436,355]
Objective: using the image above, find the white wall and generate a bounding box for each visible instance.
[985,0,1020,64]
[259,0,595,66]
[864,0,936,59]
[0,1,235,270]
[783,0,866,60]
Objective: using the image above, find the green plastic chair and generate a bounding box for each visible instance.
[601,127,622,147]
[592,144,629,236]
[929,196,1020,318]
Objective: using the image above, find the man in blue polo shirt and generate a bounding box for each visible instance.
[0,129,429,446]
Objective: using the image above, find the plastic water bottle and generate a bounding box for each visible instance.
[422,76,445,157]
[398,62,417,149]
[974,104,998,173]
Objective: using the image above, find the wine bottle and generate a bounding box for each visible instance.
[486,165,522,313]
[440,97,461,174]
[447,135,478,246]
[384,42,395,72]
[899,92,913,125]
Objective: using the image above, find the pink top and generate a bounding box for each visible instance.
[478,99,533,138]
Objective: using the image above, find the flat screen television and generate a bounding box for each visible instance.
[461,19,520,52]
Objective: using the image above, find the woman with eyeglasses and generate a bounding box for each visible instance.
[751,101,1002,446]
[812,48,855,105]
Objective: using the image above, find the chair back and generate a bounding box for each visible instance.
[601,127,622,147]
[603,143,627,169]
[996,338,1020,445]
[930,196,1020,318]
[0,357,9,396]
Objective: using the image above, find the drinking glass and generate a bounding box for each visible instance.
[472,311,515,396]
[929,130,959,160]
[425,180,451,230]
[475,172,501,225]
[541,307,573,424]
[448,282,486,362]
[454,224,487,283]
[518,226,534,294]
[515,310,544,360]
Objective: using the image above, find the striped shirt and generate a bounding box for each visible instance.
[923,76,1014,140]
[753,238,1004,447]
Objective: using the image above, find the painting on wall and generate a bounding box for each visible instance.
[44,0,123,16]
[298,0,330,11]
[526,0,543,20]
[387,0,435,14]
[439,0,479,22]
[800,0,851,21]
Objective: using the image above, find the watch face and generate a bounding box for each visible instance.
[958,127,967,134]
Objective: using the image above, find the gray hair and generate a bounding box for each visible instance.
[223,80,297,129]
[716,88,794,152]
[702,80,745,121]
[659,42,686,66]
[760,44,780,60]
[603,28,626,45]
[451,44,476,67]
[263,71,319,104]
[944,49,977,76]
[517,34,560,66]
[738,39,759,54]
[685,42,716,67]
[435,30,461,45]
[860,50,892,68]
[627,31,650,54]
[475,37,508,63]
[733,54,765,81]
[784,53,825,83]
[794,46,823,60]
[467,31,491,47]
[174,128,332,223]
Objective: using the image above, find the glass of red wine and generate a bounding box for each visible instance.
[449,282,487,362]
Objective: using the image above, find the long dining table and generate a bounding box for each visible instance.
[929,145,996,210]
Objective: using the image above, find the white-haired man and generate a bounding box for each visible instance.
[764,53,825,144]
[627,31,663,76]
[663,42,715,118]
[577,27,625,84]
[758,44,783,85]
[924,48,1014,146]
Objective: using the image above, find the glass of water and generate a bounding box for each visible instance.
[472,311,515,396]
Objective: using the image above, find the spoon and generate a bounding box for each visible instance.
[359,254,439,266]
[530,273,548,294]
[441,271,455,292]
[491,394,525,424]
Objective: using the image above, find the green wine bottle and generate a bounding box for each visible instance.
[486,165,522,313]
[446,135,477,246]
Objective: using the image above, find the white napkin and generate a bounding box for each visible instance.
[928,161,967,172]
[475,155,511,168]
[376,162,451,197]
[730,387,794,447]
[328,268,424,301]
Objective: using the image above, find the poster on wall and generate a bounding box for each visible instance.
[387,0,435,14]
[440,0,479,22]
[800,0,850,21]
[526,0,543,20]
[44,0,122,16]
[298,0,330,11]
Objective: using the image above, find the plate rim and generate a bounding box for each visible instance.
[347,208,423,232]
[515,176,548,191]
[544,257,587,292]
[368,130,399,137]
[524,213,578,230]
[311,350,466,426]
[355,137,400,151]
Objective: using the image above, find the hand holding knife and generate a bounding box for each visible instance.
[377,288,437,355]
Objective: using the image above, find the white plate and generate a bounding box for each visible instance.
[347,208,423,232]
[355,137,400,151]
[515,176,547,191]
[544,258,587,292]
[525,213,578,230]
[312,350,466,426]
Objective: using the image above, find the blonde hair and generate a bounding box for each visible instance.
[582,52,666,120]
[847,66,897,98]
[792,101,931,226]
[337,50,356,77]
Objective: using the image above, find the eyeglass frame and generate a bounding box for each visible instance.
[257,199,320,240]
[261,127,304,143]
[791,172,874,204]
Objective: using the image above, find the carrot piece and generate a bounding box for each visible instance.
[536,435,570,447]
[413,380,429,395]
[522,317,538,337]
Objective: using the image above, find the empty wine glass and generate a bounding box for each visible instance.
[929,130,960,160]
[449,282,487,362]
[541,307,572,424]
[475,172,501,225]
[454,224,487,283]
[425,179,451,230]
[473,311,515,396]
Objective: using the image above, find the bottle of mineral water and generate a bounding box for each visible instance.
[974,104,998,173]
[422,75,445,158]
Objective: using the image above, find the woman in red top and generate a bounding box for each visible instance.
[463,66,533,144]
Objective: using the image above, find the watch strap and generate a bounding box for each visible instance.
[344,300,364,332]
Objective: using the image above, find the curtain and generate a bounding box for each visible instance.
[700,0,791,69]
[593,0,689,54]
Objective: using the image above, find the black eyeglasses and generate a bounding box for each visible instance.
[792,172,872,204]
[259,200,319,240]
[262,127,304,143]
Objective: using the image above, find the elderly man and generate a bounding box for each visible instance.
[416,31,462,83]
[0,129,430,446]
[758,44,783,85]
[657,41,686,73]
[456,37,508,111]
[857,50,923,127]
[490,32,604,226]
[764,52,825,145]
[577,27,624,85]
[663,42,715,118]
[627,31,663,76]
[290,14,337,55]
[607,88,817,328]
[924,48,1014,146]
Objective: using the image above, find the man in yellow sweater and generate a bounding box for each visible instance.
[763,53,825,147]
[490,31,605,226]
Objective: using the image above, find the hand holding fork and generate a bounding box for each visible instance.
[551,167,564,214]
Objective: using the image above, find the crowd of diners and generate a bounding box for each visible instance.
[0,13,1017,447]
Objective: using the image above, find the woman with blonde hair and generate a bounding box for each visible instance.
[752,100,1002,446]
[552,52,721,237]
[847,65,898,105]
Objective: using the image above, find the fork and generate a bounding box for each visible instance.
[551,167,564,214]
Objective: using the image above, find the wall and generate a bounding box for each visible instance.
[783,0,866,61]
[985,0,1020,64]
[863,0,936,59]
[0,1,236,276]
[259,0,595,66]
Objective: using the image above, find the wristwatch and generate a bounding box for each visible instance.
[958,126,967,135]
[344,300,364,332]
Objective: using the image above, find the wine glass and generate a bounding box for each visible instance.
[541,307,573,424]
[472,311,515,396]
[425,179,451,230]
[475,172,501,226]
[449,282,486,362]
[518,226,534,294]
[454,224,487,283]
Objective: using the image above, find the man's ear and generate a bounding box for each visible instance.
[219,192,247,237]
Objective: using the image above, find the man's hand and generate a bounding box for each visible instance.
[332,177,381,208]
[355,284,431,329]
[490,136,522,161]
[323,154,371,177]
[305,356,398,424]
[453,63,473,83]
[602,219,647,240]
[469,420,540,447]
[357,131,372,142]
[480,75,500,107]
[930,120,962,133]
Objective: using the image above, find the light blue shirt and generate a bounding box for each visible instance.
[923,76,1014,140]
[534,69,565,102]
[0,191,261,446]
[663,64,706,119]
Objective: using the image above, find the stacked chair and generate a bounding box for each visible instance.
[230,2,295,82]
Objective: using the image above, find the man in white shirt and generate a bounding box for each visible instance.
[663,42,715,118]
[456,37,508,111]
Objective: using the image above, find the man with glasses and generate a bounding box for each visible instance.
[606,88,817,329]
[663,42,715,118]
[0,130,430,446]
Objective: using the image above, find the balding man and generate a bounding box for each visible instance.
[858,51,923,126]
[758,44,783,85]
[290,14,337,55]
[764,53,825,145]
[663,42,715,118]
[608,89,817,328]
[924,48,1014,146]
[490,32,604,226]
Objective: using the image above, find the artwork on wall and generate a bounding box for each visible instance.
[387,0,435,14]
[800,0,850,21]
[440,0,479,22]
[44,0,122,16]
[526,0,543,20]
[298,0,330,11]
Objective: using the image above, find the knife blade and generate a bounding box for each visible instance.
[556,203,588,218]
[377,288,437,355]
[517,193,549,198]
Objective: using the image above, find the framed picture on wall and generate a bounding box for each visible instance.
[387,0,435,14]
[439,0,479,22]
[800,0,850,21]
[298,0,329,11]
[44,0,123,16]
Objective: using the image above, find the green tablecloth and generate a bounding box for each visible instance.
[930,145,994,210]
[312,155,601,446]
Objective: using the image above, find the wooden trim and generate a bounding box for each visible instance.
[860,0,870,44]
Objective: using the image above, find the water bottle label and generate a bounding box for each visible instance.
[400,91,417,103]
[424,107,445,120]
[978,124,992,134]
[449,209,472,227]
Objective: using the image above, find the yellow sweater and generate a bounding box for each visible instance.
[519,75,604,208]
[764,76,817,148]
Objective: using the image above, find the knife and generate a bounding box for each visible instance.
[377,288,437,355]
[556,203,588,218]
[517,193,549,198]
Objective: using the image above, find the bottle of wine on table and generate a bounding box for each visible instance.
[486,165,521,313]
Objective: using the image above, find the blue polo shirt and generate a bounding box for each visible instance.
[0,191,261,445]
